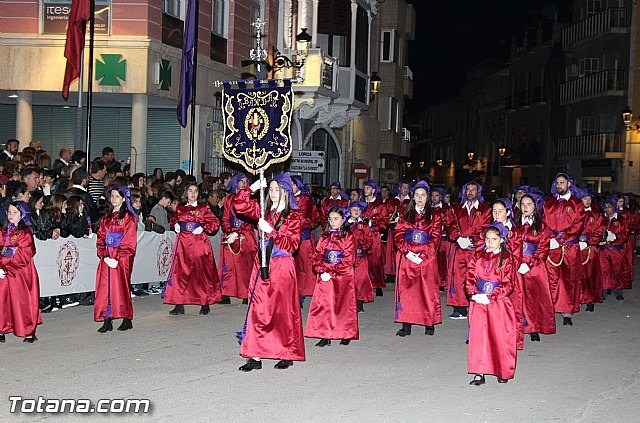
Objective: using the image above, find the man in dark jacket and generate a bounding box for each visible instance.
[65,167,100,224]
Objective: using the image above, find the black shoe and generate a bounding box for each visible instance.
[132,289,148,297]
[339,340,351,345]
[274,360,293,369]
[242,299,248,305]
[425,326,435,336]
[199,305,210,315]
[497,378,509,384]
[586,303,595,312]
[219,296,231,304]
[375,288,383,297]
[530,332,540,342]
[23,336,37,344]
[357,300,364,313]
[169,305,185,315]
[79,294,94,306]
[616,295,624,301]
[396,328,412,337]
[469,374,485,386]
[315,339,331,347]
[117,318,133,331]
[97,318,113,333]
[606,289,612,295]
[563,317,573,326]
[41,303,54,313]
[239,358,262,372]
[0,333,5,343]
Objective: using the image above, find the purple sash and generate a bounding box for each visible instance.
[404,229,430,244]
[579,234,589,243]
[301,228,312,240]
[230,215,243,228]
[476,278,502,294]
[105,231,124,248]
[323,249,344,264]
[356,245,367,257]
[522,241,538,257]
[601,244,623,251]
[553,231,579,246]
[0,246,16,258]
[271,245,292,258]
[180,221,202,232]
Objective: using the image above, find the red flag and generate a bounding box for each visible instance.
[62,0,90,100]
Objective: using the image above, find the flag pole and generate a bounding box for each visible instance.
[74,49,84,152]
[188,0,200,176]
[84,0,96,172]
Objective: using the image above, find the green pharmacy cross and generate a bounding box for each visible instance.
[96,54,127,86]
[159,59,172,91]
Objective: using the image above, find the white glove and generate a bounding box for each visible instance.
[0,269,5,279]
[391,214,400,224]
[249,176,267,192]
[456,237,471,249]
[103,257,118,269]
[320,272,332,282]
[174,223,180,233]
[471,293,490,305]
[579,241,588,251]
[405,251,423,264]
[606,230,617,242]
[549,238,560,250]
[226,232,239,244]
[192,226,204,235]
[517,263,531,274]
[258,218,274,234]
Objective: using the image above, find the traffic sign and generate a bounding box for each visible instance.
[353,163,369,179]
[290,150,325,173]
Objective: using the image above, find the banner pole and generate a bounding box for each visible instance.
[259,168,268,280]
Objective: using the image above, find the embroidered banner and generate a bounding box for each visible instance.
[221,79,294,174]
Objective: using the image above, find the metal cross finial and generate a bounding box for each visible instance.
[249,17,267,72]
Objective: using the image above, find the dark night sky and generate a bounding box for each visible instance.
[407,0,574,113]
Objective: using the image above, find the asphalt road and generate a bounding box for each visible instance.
[0,277,639,423]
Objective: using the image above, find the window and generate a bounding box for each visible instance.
[211,0,227,37]
[380,29,399,63]
[578,116,596,135]
[585,0,602,17]
[164,0,183,19]
[579,58,599,76]
[317,0,352,67]
[378,96,400,132]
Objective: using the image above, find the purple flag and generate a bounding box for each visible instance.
[177,0,197,127]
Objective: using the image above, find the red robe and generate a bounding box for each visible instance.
[95,212,137,322]
[350,219,374,302]
[512,219,556,337]
[294,193,321,296]
[234,188,305,361]
[0,226,41,337]
[321,196,348,222]
[305,230,359,340]
[580,208,605,304]
[219,195,258,299]
[394,211,442,327]
[600,213,628,291]
[164,203,221,306]
[384,196,410,276]
[619,207,637,289]
[543,195,586,314]
[432,203,451,287]
[447,201,492,306]
[362,198,388,289]
[466,249,517,380]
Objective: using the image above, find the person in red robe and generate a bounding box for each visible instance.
[394,181,442,337]
[543,173,586,326]
[348,201,374,311]
[95,186,137,332]
[165,183,221,315]
[578,191,605,312]
[511,193,556,342]
[617,196,637,290]
[306,206,358,346]
[600,198,629,300]
[292,175,322,305]
[0,201,41,343]
[447,181,492,319]
[466,222,517,385]
[431,187,451,289]
[219,173,257,303]
[321,181,349,222]
[511,186,529,223]
[383,181,411,281]
[234,172,305,371]
[362,180,388,296]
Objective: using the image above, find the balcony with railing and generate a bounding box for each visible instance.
[557,132,624,160]
[562,7,628,49]
[560,70,626,104]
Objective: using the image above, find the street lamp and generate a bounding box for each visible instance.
[497,145,506,176]
[467,151,474,161]
[436,158,443,167]
[270,28,313,82]
[370,72,382,102]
